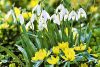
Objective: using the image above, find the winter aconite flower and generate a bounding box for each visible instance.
[87,47,92,53]
[22,12,32,19]
[14,7,21,17]
[52,46,60,54]
[28,0,39,8]
[77,8,87,19]
[74,43,86,51]
[80,63,88,67]
[62,48,75,61]
[90,5,98,13]
[47,55,59,65]
[58,42,69,50]
[68,10,78,21]
[32,49,50,61]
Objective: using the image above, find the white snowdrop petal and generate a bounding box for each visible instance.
[68,10,78,21]
[78,8,87,19]
[30,14,36,23]
[18,14,24,25]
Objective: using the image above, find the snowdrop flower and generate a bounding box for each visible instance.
[40,10,50,22]
[18,14,24,25]
[32,5,41,16]
[55,4,65,13]
[30,14,36,23]
[56,4,69,21]
[38,10,50,31]
[51,14,60,25]
[28,14,36,30]
[68,10,78,21]
[64,9,69,21]
[38,18,47,31]
[77,8,87,19]
[10,9,17,23]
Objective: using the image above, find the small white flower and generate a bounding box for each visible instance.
[18,14,24,25]
[10,9,17,23]
[38,11,50,31]
[30,14,36,23]
[68,10,78,21]
[40,10,50,22]
[32,5,41,16]
[64,9,69,21]
[55,4,65,13]
[51,14,60,25]
[77,8,87,19]
[38,18,47,31]
[56,4,69,21]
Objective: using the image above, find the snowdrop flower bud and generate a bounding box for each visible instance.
[51,14,60,25]
[10,10,17,23]
[68,10,78,21]
[77,8,87,19]
[5,10,12,19]
[18,14,24,25]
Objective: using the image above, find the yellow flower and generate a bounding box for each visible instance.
[52,46,59,54]
[62,48,75,61]
[90,6,98,13]
[71,0,78,9]
[32,49,50,61]
[22,12,32,19]
[74,43,86,51]
[47,55,59,65]
[64,28,68,36]
[28,0,39,8]
[14,7,21,17]
[0,62,2,64]
[0,22,9,29]
[9,63,16,67]
[92,54,98,58]
[58,42,69,50]
[80,63,88,67]
[87,47,92,53]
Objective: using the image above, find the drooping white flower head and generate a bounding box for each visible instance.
[55,4,65,13]
[30,14,36,23]
[18,14,24,25]
[68,10,78,21]
[77,8,87,19]
[38,17,47,31]
[64,9,69,21]
[40,10,50,22]
[9,9,17,23]
[51,14,60,25]
[56,4,69,21]
[32,4,41,16]
[38,10,50,31]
